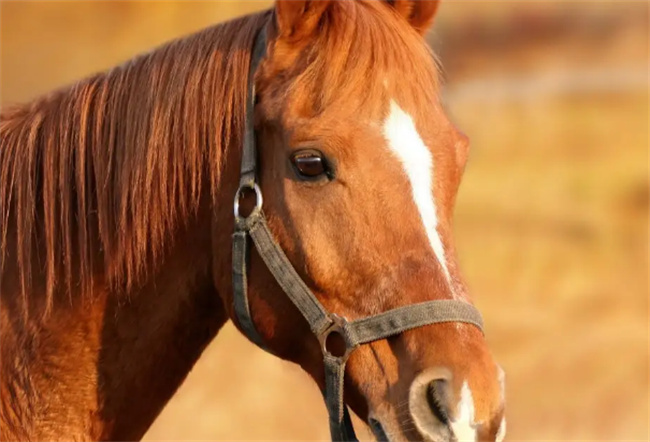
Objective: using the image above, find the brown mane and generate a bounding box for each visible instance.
[0,11,268,317]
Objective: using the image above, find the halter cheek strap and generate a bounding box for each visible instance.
[231,25,485,442]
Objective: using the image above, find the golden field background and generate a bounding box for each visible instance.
[1,1,648,441]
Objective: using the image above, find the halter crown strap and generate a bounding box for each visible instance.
[232,24,485,442]
[231,25,270,350]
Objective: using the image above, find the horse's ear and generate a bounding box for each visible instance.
[384,0,440,35]
[274,0,332,41]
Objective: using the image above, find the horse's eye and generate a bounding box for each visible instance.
[291,149,328,179]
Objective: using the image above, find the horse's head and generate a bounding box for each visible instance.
[230,1,505,440]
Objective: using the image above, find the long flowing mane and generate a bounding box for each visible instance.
[0,11,268,316]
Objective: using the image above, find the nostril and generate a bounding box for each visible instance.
[426,379,451,425]
[409,370,454,439]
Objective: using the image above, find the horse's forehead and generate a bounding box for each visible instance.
[381,99,454,287]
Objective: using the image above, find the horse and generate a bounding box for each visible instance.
[0,1,506,441]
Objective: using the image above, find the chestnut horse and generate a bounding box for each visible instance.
[0,1,506,441]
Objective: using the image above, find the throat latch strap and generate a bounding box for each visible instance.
[231,25,485,442]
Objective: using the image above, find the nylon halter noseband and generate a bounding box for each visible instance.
[231,25,485,442]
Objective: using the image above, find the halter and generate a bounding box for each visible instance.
[231,25,484,442]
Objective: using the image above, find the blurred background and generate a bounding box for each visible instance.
[1,1,648,440]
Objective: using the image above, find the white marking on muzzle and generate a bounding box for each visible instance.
[450,381,477,442]
[495,417,507,442]
[383,100,452,285]
[496,366,507,442]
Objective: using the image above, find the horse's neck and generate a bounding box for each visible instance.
[0,208,229,441]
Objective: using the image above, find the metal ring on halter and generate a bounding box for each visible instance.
[318,314,357,362]
[234,182,263,221]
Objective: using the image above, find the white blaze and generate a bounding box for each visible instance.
[496,417,507,442]
[382,100,452,284]
[450,381,478,442]
[496,366,507,442]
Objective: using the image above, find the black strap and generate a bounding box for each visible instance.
[247,214,332,336]
[349,300,484,345]
[239,24,268,189]
[232,230,267,349]
[231,23,486,442]
[231,25,273,348]
[324,354,358,441]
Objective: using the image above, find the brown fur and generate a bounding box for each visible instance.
[1,2,504,440]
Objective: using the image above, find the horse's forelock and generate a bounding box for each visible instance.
[281,0,441,118]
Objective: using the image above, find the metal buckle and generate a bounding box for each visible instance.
[234,182,263,221]
[318,314,357,362]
